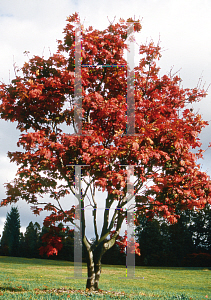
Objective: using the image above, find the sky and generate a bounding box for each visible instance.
[0,0,211,239]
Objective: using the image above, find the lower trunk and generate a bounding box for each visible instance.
[86,250,102,291]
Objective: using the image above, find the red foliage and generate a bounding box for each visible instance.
[39,226,63,257]
[110,230,141,256]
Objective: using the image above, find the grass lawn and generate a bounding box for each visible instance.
[0,256,210,299]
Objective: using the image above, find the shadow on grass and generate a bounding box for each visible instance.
[0,286,26,292]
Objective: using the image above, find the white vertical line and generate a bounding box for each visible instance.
[74,165,82,277]
[126,165,135,278]
[74,22,82,135]
[126,22,135,135]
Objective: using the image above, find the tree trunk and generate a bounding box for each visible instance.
[94,262,101,290]
[86,248,102,291]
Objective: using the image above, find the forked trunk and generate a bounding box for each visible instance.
[83,210,123,291]
[86,261,101,291]
[86,248,102,291]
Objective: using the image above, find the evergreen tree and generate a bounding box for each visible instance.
[0,207,21,256]
[18,232,25,257]
[168,210,195,266]
[137,217,168,266]
[206,205,211,254]
[24,221,41,258]
[136,212,195,267]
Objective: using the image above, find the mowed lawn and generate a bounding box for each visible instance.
[0,256,210,299]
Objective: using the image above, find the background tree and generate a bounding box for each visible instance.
[24,221,41,258]
[136,216,174,266]
[206,205,211,254]
[18,232,25,256]
[136,207,211,267]
[39,224,87,262]
[189,204,211,252]
[167,210,195,266]
[57,226,89,262]
[56,226,74,261]
[1,13,211,291]
[0,207,21,256]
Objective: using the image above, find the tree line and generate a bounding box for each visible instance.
[136,205,211,267]
[0,206,210,267]
[0,207,126,265]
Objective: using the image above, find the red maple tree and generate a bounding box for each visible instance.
[0,13,211,291]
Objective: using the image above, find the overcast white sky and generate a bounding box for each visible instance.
[0,0,211,239]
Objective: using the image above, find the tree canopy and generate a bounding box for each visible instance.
[0,12,211,290]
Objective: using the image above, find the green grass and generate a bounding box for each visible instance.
[0,256,210,299]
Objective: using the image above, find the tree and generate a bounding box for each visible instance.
[136,207,211,267]
[57,226,74,261]
[167,210,195,266]
[137,217,167,266]
[189,205,211,252]
[18,232,25,257]
[206,205,211,253]
[1,12,211,291]
[24,221,41,258]
[37,225,50,259]
[0,207,21,256]
[38,224,87,262]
